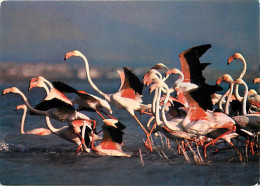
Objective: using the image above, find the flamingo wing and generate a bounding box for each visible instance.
[102,121,126,144]
[118,67,143,99]
[179,44,211,86]
[52,81,78,94]
[29,98,75,116]
[189,85,223,111]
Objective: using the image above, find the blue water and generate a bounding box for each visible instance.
[0,81,259,185]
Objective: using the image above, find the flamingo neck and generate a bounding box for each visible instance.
[161,82,179,131]
[172,71,184,89]
[45,116,59,135]
[152,88,159,115]
[218,89,229,111]
[155,87,162,126]
[16,89,48,117]
[42,78,53,89]
[79,53,110,101]
[238,56,247,79]
[224,82,234,115]
[241,81,248,115]
[20,107,27,134]
[234,84,243,102]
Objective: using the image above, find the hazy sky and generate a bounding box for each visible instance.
[0,1,259,77]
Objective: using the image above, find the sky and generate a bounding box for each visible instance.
[0,1,259,80]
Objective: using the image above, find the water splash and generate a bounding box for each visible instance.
[0,141,9,152]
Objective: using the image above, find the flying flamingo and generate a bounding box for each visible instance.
[227,53,247,102]
[95,119,131,157]
[16,104,52,135]
[64,50,152,151]
[2,87,97,152]
[51,81,114,120]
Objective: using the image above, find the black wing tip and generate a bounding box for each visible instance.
[123,66,143,95]
[115,121,126,131]
[52,81,77,93]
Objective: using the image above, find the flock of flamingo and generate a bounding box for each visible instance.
[2,44,260,162]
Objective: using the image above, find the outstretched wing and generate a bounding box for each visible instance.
[179,44,211,86]
[118,67,143,100]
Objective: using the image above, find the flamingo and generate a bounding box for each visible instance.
[227,53,247,102]
[64,50,152,151]
[52,81,114,120]
[2,87,97,152]
[175,81,242,159]
[16,104,94,152]
[16,104,52,135]
[232,78,260,154]
[95,119,131,157]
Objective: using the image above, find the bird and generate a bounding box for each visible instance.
[232,78,260,155]
[51,81,114,120]
[2,87,97,152]
[64,50,152,151]
[227,53,247,102]
[95,119,131,157]
[16,104,52,136]
[16,103,94,152]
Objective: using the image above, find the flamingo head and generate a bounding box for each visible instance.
[64,50,82,61]
[216,74,233,85]
[151,63,169,71]
[2,87,20,96]
[149,83,160,94]
[103,119,119,128]
[166,68,181,77]
[16,104,26,111]
[233,78,244,85]
[253,78,260,84]
[248,89,257,96]
[28,80,46,91]
[227,53,243,65]
[143,71,160,86]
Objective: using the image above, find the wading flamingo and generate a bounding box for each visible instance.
[96,119,131,157]
[2,87,97,152]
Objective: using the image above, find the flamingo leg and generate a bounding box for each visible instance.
[144,122,156,151]
[166,138,170,149]
[90,120,99,153]
[101,110,117,120]
[227,141,243,162]
[133,115,153,152]
[204,130,233,158]
[96,110,105,120]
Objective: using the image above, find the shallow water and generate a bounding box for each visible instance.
[0,82,259,185]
